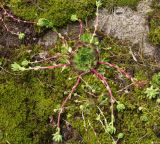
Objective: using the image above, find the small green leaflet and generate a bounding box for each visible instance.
[71,14,78,22]
[37,18,53,28]
[18,32,25,40]
[21,60,30,66]
[96,0,102,7]
[11,62,26,71]
[80,33,99,45]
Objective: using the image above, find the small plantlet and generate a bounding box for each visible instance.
[37,18,53,28]
[21,60,30,66]
[152,72,160,86]
[11,62,26,71]
[72,46,98,72]
[80,33,99,45]
[116,101,125,112]
[140,115,149,122]
[144,85,159,99]
[71,14,78,22]
[18,32,25,40]
[106,123,116,134]
[52,128,62,143]
[96,0,102,7]
[117,133,124,139]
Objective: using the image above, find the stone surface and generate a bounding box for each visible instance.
[38,31,58,47]
[97,0,155,56]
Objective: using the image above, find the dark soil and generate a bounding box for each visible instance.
[0,7,37,47]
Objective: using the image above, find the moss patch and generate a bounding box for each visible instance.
[5,0,96,27]
[148,0,160,46]
[102,0,141,10]
[3,0,141,28]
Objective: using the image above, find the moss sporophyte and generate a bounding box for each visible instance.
[9,1,143,143]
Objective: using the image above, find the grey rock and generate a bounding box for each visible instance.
[38,31,58,47]
[96,0,155,56]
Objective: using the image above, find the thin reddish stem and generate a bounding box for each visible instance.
[78,19,83,38]
[91,69,116,103]
[91,69,115,123]
[29,64,70,70]
[2,7,36,24]
[30,53,61,64]
[99,61,134,82]
[1,17,19,36]
[57,72,86,128]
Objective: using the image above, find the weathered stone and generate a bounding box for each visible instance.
[97,0,155,56]
[38,31,58,47]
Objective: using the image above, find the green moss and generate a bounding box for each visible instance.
[102,0,141,10]
[152,72,160,86]
[148,1,160,46]
[148,19,160,45]
[4,0,141,28]
[5,0,96,27]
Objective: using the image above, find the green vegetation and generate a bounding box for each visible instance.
[102,0,141,10]
[5,0,97,27]
[148,0,160,45]
[144,72,160,100]
[36,18,53,28]
[18,32,25,40]
[0,0,160,144]
[73,46,98,72]
[3,0,141,28]
[116,101,125,112]
[152,72,160,86]
[52,128,62,142]
[1,35,160,143]
[145,85,159,99]
[148,17,160,45]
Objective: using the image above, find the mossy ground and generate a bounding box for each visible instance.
[148,0,160,46]
[0,0,160,143]
[1,0,141,28]
[0,34,160,143]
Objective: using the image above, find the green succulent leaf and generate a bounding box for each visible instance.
[116,101,125,112]
[11,62,26,71]
[18,32,25,40]
[37,18,53,28]
[144,85,159,99]
[71,14,78,22]
[106,124,116,134]
[80,33,99,45]
[52,128,62,143]
[96,0,102,7]
[118,133,124,139]
[21,60,30,66]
